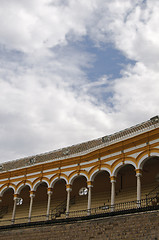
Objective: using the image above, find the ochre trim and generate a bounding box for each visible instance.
[68,170,88,183]
[88,164,111,178]
[135,169,142,174]
[13,194,19,198]
[49,173,68,185]
[32,177,49,188]
[110,176,116,181]
[66,184,72,189]
[16,180,32,192]
[87,181,92,186]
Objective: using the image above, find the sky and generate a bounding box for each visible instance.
[0,0,159,163]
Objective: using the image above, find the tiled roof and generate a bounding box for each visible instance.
[0,116,159,172]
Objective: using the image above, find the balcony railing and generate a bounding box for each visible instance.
[0,196,159,227]
[67,195,159,218]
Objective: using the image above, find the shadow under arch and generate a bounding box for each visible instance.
[0,187,14,219]
[18,185,30,203]
[91,170,111,207]
[51,179,67,214]
[141,156,159,195]
[71,175,88,210]
[111,163,137,204]
[12,185,31,221]
[31,181,48,218]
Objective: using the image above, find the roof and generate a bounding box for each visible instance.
[0,116,159,172]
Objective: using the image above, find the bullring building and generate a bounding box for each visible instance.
[0,116,159,239]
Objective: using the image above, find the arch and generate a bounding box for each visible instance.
[69,170,89,185]
[50,174,68,188]
[111,159,137,177]
[137,148,159,169]
[89,164,111,182]
[15,180,32,194]
[32,177,49,191]
[0,183,16,197]
[140,155,159,187]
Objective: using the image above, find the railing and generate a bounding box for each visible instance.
[146,184,159,200]
[68,196,159,218]
[51,195,75,219]
[51,199,66,219]
[0,196,159,226]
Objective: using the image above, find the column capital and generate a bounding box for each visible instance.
[66,184,72,191]
[29,191,35,197]
[135,169,142,177]
[13,194,19,200]
[87,181,93,187]
[47,188,53,194]
[110,176,116,183]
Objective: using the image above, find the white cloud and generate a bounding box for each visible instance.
[93,0,159,69]
[0,46,113,162]
[0,0,159,162]
[0,0,98,53]
[87,0,159,121]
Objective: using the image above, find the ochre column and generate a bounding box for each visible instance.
[46,188,53,220]
[11,194,19,224]
[66,184,72,217]
[28,191,35,223]
[136,169,142,207]
[87,181,93,215]
[110,176,116,212]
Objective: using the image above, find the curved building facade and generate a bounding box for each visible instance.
[0,116,159,225]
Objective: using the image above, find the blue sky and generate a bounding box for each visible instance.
[0,0,159,163]
[80,38,135,80]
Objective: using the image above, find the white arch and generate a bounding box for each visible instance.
[50,176,68,188]
[32,179,49,191]
[16,183,32,195]
[0,185,15,197]
[90,168,111,182]
[69,173,88,185]
[112,161,137,177]
[138,153,159,170]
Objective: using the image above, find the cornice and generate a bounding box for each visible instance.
[0,117,158,174]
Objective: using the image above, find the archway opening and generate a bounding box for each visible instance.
[92,171,111,208]
[142,156,159,198]
[32,182,48,219]
[15,185,30,221]
[116,164,136,203]
[50,179,67,217]
[71,176,87,211]
[0,188,14,221]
